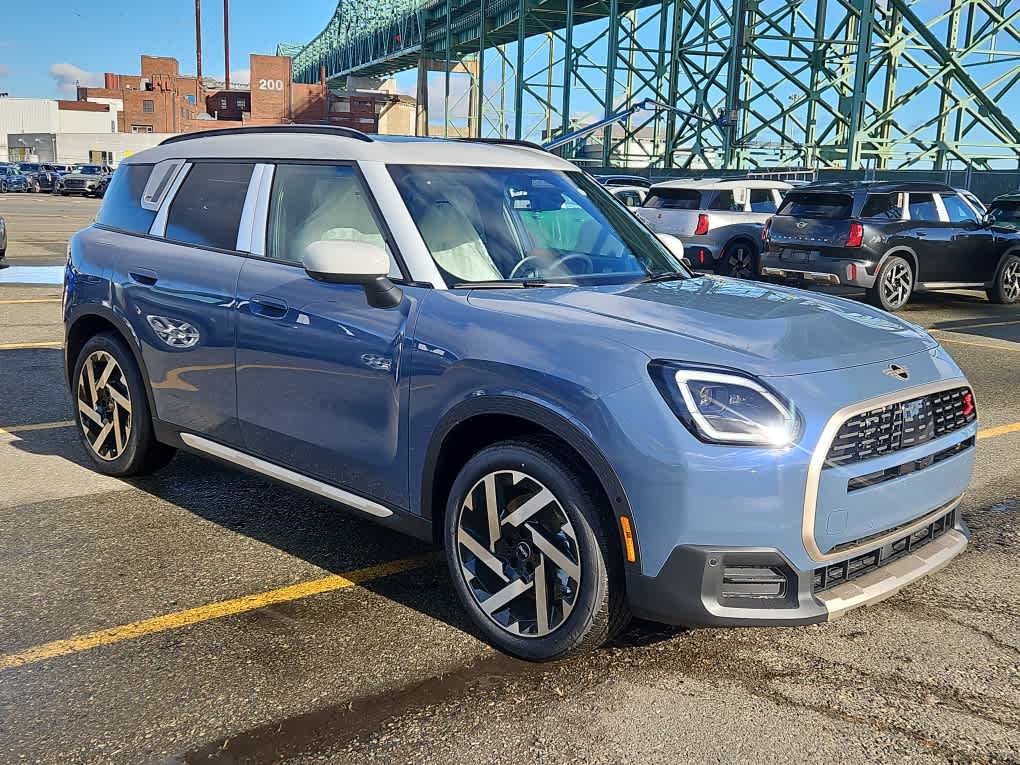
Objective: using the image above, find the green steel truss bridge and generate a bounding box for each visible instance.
[281,0,1020,169]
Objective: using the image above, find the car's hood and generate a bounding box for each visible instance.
[466,276,938,377]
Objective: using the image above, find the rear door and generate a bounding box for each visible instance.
[939,192,998,283]
[112,160,253,445]
[905,192,954,281]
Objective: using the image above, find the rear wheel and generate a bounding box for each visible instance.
[0,181,7,193]
[444,437,629,660]
[987,255,1020,304]
[719,240,759,280]
[867,255,913,312]
[72,332,175,476]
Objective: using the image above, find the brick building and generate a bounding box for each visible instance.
[77,53,328,135]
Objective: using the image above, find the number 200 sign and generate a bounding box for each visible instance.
[258,79,284,91]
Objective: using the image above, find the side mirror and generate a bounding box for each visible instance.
[656,232,686,261]
[302,240,403,309]
[981,212,996,228]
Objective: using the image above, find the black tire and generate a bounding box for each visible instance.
[71,332,175,476]
[719,240,759,280]
[986,254,1020,305]
[866,255,914,312]
[0,181,7,193]
[443,436,629,661]
[61,191,69,196]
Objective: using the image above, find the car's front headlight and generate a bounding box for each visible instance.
[649,362,800,447]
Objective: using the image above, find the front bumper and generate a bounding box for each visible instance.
[761,251,877,288]
[627,508,968,626]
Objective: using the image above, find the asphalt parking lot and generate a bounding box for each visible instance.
[1,196,1019,764]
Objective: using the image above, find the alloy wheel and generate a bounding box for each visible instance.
[76,350,132,461]
[881,261,912,309]
[1002,260,1020,302]
[727,246,754,279]
[455,470,582,638]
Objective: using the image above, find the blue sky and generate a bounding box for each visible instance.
[0,0,341,97]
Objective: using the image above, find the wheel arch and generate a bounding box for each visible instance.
[421,396,635,554]
[65,306,159,421]
[879,247,919,282]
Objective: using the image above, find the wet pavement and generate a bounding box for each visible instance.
[0,201,1019,763]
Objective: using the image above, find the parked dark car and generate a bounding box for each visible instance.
[0,212,6,261]
[58,164,113,197]
[16,162,65,192]
[987,192,1020,228]
[0,165,31,193]
[761,181,1020,311]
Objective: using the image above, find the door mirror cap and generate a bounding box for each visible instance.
[981,212,996,228]
[302,240,403,308]
[656,232,686,261]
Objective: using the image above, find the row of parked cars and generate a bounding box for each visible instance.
[0,162,113,197]
[598,175,1020,311]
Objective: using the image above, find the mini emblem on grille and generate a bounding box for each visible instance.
[883,363,910,380]
[796,221,809,229]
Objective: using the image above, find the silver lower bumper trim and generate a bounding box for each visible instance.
[761,266,840,285]
[817,528,967,619]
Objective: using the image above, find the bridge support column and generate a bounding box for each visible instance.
[416,54,430,136]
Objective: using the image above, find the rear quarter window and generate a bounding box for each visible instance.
[96,164,156,234]
[643,188,701,210]
[777,192,853,219]
[860,193,903,220]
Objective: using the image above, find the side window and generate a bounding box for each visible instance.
[266,164,394,272]
[165,162,254,250]
[941,194,979,224]
[749,188,778,213]
[707,190,737,211]
[907,193,940,223]
[860,193,903,220]
[95,164,156,234]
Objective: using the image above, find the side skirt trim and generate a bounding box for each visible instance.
[179,433,393,518]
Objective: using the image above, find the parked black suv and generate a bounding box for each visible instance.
[761,181,1020,311]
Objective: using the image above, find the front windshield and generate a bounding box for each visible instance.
[989,201,1020,226]
[388,165,685,285]
[78,165,103,175]
[18,164,40,173]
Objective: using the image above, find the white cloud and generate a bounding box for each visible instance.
[49,63,102,95]
[0,64,11,78]
[229,68,250,87]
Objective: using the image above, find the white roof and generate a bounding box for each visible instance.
[650,178,792,191]
[124,130,574,170]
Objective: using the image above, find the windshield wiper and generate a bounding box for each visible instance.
[642,271,690,283]
[452,280,575,289]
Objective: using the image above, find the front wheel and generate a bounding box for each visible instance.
[72,332,176,476]
[444,438,629,660]
[867,255,913,312]
[719,240,759,280]
[987,254,1020,304]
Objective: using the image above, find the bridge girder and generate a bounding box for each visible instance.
[287,0,1020,169]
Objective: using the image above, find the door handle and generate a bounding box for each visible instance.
[129,268,159,286]
[915,231,927,238]
[248,295,289,318]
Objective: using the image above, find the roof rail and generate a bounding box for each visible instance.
[159,125,374,146]
[457,137,548,152]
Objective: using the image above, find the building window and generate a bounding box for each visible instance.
[143,99,154,113]
[237,98,247,111]
[131,125,154,134]
[219,97,227,110]
[186,94,196,105]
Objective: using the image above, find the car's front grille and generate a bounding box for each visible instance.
[826,386,975,468]
[63,178,89,190]
[813,507,956,593]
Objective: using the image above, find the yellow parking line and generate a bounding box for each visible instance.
[0,298,62,305]
[932,335,1020,353]
[0,554,438,672]
[0,341,63,350]
[977,422,1020,440]
[0,420,75,435]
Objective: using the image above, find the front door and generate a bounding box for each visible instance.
[939,192,999,283]
[905,192,954,281]
[234,162,418,509]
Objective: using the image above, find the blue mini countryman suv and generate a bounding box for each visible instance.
[64,127,977,660]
